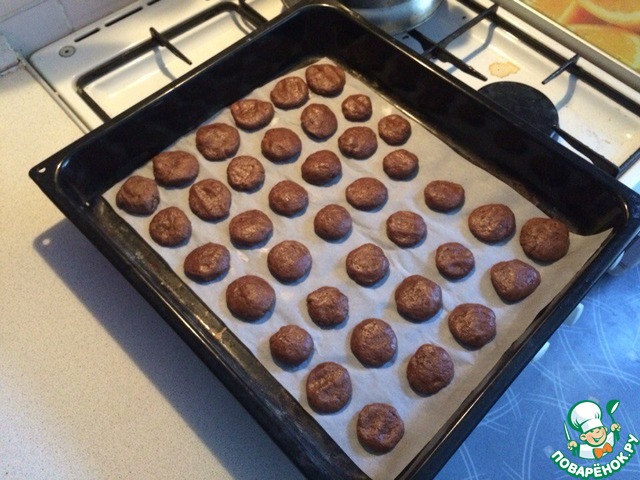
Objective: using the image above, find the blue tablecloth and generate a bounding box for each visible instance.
[435,265,640,479]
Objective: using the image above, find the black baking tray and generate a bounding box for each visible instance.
[29,1,640,478]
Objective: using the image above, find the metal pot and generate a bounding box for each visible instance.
[281,0,444,34]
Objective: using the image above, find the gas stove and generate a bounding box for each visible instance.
[27,0,640,274]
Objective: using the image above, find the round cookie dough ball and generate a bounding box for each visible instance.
[424,180,465,212]
[300,103,338,140]
[383,149,419,181]
[350,318,397,367]
[269,325,314,367]
[345,177,388,211]
[195,123,240,161]
[490,259,541,302]
[149,206,191,247]
[225,275,275,322]
[306,286,349,328]
[268,180,308,217]
[448,303,496,349]
[267,240,312,283]
[305,63,346,96]
[338,126,378,159]
[183,242,230,283]
[306,362,352,413]
[378,114,411,145]
[386,211,427,248]
[395,275,442,322]
[188,178,231,221]
[435,242,475,280]
[261,127,302,163]
[228,209,273,248]
[270,76,309,109]
[406,344,454,396]
[346,243,390,287]
[116,175,160,215]
[226,155,265,192]
[301,150,342,186]
[357,403,404,454]
[314,204,352,242]
[468,204,516,243]
[152,150,199,187]
[341,94,372,122]
[230,98,274,130]
[520,217,570,263]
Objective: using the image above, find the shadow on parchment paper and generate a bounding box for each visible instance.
[33,218,303,480]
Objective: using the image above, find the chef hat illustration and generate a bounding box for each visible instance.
[568,401,604,433]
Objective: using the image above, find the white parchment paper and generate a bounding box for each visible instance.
[104,61,609,479]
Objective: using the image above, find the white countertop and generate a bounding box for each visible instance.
[0,64,302,479]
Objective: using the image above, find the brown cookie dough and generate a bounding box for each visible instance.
[341,94,372,122]
[383,149,419,181]
[267,240,312,283]
[406,344,454,396]
[306,362,352,413]
[490,259,541,302]
[149,206,191,247]
[345,177,388,211]
[226,155,265,192]
[448,303,496,349]
[183,242,230,283]
[424,180,465,212]
[195,123,240,161]
[230,98,274,130]
[269,325,314,367]
[306,286,349,327]
[305,63,346,96]
[116,175,160,215]
[314,204,352,242]
[261,127,302,163]
[300,103,338,140]
[301,150,342,186]
[228,209,273,248]
[435,242,475,280]
[386,211,427,248]
[338,126,378,159]
[350,318,397,367]
[152,151,199,187]
[378,114,411,145]
[468,204,516,243]
[346,243,390,287]
[520,217,570,263]
[270,76,309,110]
[225,275,275,321]
[188,178,231,221]
[357,403,404,454]
[394,275,442,322]
[268,180,309,217]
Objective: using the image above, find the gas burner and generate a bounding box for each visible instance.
[479,81,618,175]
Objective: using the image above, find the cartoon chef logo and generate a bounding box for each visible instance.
[566,400,621,460]
[550,399,639,478]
